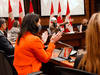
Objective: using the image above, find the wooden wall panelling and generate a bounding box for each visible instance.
[40,0,90,26]
[24,0,38,14]
[89,0,95,16]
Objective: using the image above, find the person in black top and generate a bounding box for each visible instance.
[74,55,83,69]
[0,18,14,63]
[80,19,88,32]
[74,12,100,74]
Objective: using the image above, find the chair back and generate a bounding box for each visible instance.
[77,25,80,32]
[0,50,45,75]
[0,50,17,75]
[55,66,97,75]
[27,71,43,75]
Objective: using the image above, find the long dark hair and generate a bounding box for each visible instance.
[17,13,41,45]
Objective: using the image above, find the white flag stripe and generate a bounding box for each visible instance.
[50,13,54,17]
[65,14,70,22]
[19,12,24,19]
[58,12,62,19]
[60,27,64,32]
[66,24,73,32]
[9,12,14,21]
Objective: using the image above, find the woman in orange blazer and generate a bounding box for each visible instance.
[13,13,62,75]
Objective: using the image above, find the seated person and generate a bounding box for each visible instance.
[74,12,100,74]
[3,27,8,37]
[80,19,88,32]
[13,13,62,75]
[50,17,73,34]
[0,18,14,63]
[9,21,20,42]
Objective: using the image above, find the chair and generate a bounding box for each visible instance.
[27,71,43,75]
[77,25,80,32]
[55,66,98,75]
[0,50,17,75]
[0,50,44,75]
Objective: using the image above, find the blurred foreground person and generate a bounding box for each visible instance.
[74,12,100,74]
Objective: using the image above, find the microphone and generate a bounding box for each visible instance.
[57,41,74,50]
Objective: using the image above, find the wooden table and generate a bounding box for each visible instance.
[50,49,75,68]
[47,32,85,49]
[41,49,76,75]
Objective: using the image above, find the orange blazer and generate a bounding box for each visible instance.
[13,32,55,75]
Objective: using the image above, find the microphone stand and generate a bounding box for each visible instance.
[57,41,74,51]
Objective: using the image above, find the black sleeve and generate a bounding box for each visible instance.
[74,55,83,69]
[0,35,14,55]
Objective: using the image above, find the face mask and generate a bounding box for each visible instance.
[38,24,42,32]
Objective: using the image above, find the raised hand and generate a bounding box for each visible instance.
[50,31,62,44]
[42,31,48,44]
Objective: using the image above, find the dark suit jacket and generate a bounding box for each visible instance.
[0,31,14,56]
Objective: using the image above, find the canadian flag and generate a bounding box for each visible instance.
[49,1,54,27]
[29,0,34,13]
[57,1,64,32]
[65,0,73,32]
[8,0,15,30]
[19,0,24,26]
